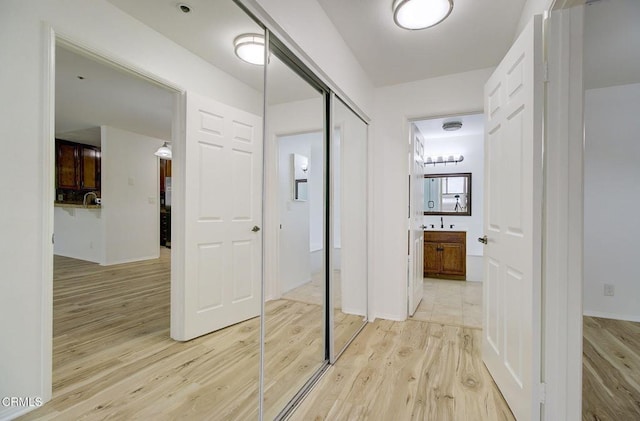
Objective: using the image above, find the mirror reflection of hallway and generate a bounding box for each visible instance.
[264,52,327,419]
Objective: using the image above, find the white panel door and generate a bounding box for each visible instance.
[177,92,262,341]
[408,125,425,315]
[482,15,543,421]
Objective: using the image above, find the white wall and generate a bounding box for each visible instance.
[422,133,485,282]
[371,68,493,321]
[0,1,261,415]
[583,83,640,322]
[264,97,324,300]
[335,104,369,316]
[277,132,324,293]
[54,207,104,263]
[101,126,164,265]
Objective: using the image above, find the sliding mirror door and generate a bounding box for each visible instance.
[263,39,328,418]
[331,96,368,359]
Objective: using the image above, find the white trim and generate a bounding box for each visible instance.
[99,255,162,267]
[40,22,56,407]
[583,311,640,323]
[543,5,584,421]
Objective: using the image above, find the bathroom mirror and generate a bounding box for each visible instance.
[424,173,471,216]
[292,153,309,201]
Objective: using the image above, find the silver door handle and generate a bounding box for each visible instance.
[251,226,261,232]
[478,235,488,244]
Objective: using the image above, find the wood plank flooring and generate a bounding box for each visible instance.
[20,251,516,420]
[290,319,515,421]
[20,251,328,421]
[583,316,640,421]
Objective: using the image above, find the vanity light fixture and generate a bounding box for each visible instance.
[425,154,464,165]
[442,120,462,131]
[234,33,265,66]
[393,0,454,30]
[154,142,172,160]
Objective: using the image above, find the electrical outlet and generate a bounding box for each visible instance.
[604,284,615,296]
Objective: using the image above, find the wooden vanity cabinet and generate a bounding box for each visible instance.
[424,231,466,280]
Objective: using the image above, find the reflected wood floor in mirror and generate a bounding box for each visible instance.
[291,319,514,421]
[583,316,640,421]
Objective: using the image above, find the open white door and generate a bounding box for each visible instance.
[482,15,543,421]
[174,92,263,341]
[408,124,425,315]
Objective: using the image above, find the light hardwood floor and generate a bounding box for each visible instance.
[21,252,511,420]
[20,251,331,420]
[583,316,640,421]
[290,319,514,421]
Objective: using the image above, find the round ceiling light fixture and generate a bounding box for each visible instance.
[233,33,265,66]
[442,121,463,131]
[393,0,454,30]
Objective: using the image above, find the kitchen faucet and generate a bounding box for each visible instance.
[83,191,98,207]
[440,217,444,229]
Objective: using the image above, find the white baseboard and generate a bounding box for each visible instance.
[583,310,640,323]
[100,254,160,266]
[370,312,406,322]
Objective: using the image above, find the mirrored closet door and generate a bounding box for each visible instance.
[331,96,369,360]
[262,36,329,419]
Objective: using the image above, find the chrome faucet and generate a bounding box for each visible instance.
[83,191,98,207]
[440,217,444,229]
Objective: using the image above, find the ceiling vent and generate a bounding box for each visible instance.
[442,121,463,131]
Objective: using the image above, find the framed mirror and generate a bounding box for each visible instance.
[424,172,471,216]
[292,153,309,201]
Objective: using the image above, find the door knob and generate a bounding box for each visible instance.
[251,226,261,232]
[478,235,488,244]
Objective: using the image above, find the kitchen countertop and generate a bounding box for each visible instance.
[54,202,101,209]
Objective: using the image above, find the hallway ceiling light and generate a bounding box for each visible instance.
[234,33,265,66]
[442,121,463,131]
[393,0,453,30]
[154,142,172,160]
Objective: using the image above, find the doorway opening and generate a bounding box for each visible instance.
[48,38,178,410]
[408,112,484,326]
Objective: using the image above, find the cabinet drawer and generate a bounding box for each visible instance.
[424,231,465,244]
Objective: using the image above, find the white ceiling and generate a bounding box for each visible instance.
[55,46,174,146]
[55,1,640,151]
[316,0,526,86]
[414,112,484,140]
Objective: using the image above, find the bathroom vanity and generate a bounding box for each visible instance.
[424,230,466,280]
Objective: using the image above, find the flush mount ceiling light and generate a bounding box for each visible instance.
[154,142,172,160]
[234,33,265,66]
[442,121,463,131]
[393,0,453,30]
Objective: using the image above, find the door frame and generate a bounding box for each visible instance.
[41,26,185,400]
[405,111,484,318]
[543,3,585,420]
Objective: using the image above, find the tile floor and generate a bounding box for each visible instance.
[410,278,483,328]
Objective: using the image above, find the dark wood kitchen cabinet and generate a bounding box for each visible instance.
[424,230,466,280]
[56,139,101,190]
